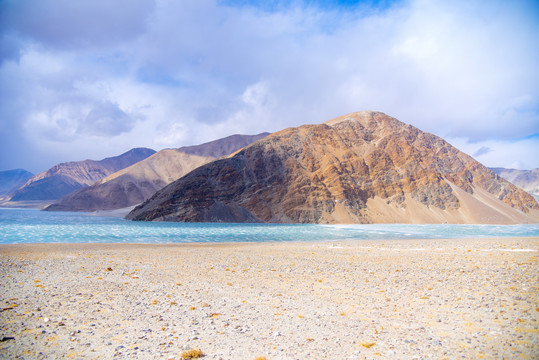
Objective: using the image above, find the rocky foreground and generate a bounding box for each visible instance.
[1,238,538,359]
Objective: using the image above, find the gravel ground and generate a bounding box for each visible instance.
[0,238,538,359]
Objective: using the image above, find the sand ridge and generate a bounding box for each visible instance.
[1,238,538,359]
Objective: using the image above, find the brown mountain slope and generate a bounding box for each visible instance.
[45,133,269,212]
[9,148,155,201]
[127,111,539,224]
[490,167,539,201]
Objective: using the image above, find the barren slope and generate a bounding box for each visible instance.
[0,169,33,196]
[127,112,538,224]
[9,148,155,201]
[491,167,539,201]
[45,133,269,212]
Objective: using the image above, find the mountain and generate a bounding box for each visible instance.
[127,111,539,224]
[8,148,155,202]
[44,133,269,212]
[0,169,34,196]
[490,167,539,201]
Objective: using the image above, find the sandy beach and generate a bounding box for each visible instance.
[1,238,538,359]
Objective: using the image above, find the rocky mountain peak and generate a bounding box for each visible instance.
[127,112,538,224]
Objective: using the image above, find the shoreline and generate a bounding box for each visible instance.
[1,234,539,247]
[0,205,135,218]
[1,237,538,359]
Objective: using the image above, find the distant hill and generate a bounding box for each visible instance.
[491,167,539,201]
[127,111,538,224]
[0,169,34,196]
[9,148,155,201]
[45,133,269,212]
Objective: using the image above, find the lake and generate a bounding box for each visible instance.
[0,208,538,244]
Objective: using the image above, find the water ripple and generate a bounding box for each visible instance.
[1,208,538,244]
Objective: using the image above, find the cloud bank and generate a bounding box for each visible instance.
[1,0,538,172]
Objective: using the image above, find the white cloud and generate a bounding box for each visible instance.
[0,0,154,51]
[0,0,538,172]
[79,102,136,136]
[447,136,539,170]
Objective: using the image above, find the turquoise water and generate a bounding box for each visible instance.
[0,208,538,244]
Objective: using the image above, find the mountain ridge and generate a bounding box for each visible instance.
[127,111,538,224]
[0,169,34,197]
[44,133,270,212]
[490,167,539,201]
[8,148,155,202]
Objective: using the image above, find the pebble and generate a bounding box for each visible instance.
[0,238,537,359]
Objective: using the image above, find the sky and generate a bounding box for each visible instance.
[0,0,538,174]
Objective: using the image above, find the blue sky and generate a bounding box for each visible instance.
[1,0,538,173]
